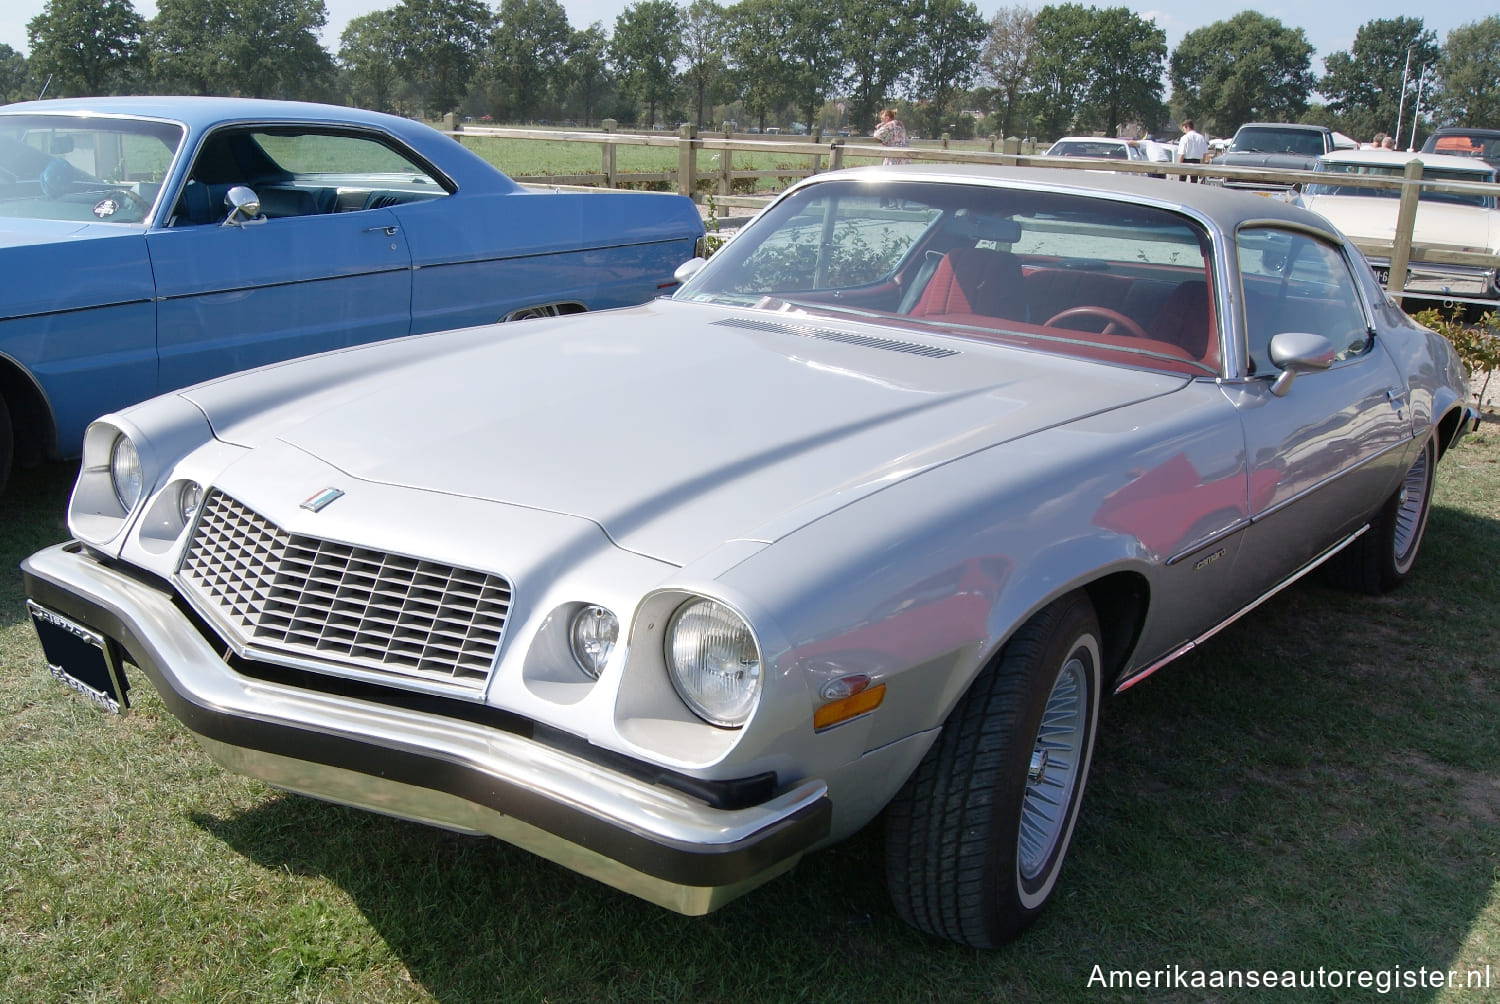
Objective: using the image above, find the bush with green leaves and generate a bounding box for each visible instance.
[1412,307,1500,407]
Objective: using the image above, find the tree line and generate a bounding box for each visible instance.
[5,0,1498,143]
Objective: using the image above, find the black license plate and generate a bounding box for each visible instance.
[1374,267,1390,286]
[28,600,129,713]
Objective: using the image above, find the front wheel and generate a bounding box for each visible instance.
[1326,436,1434,594]
[885,592,1101,948]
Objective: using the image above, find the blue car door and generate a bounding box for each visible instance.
[145,206,412,390]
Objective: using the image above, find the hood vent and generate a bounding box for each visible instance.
[713,317,959,359]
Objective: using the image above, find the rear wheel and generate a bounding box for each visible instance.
[885,592,1101,948]
[1326,437,1434,594]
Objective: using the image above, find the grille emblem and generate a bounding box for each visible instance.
[300,487,345,512]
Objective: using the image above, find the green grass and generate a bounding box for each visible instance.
[454,134,895,191]
[2,430,1499,1002]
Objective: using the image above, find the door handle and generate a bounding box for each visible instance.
[363,225,400,236]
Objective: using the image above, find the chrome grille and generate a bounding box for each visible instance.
[177,491,511,689]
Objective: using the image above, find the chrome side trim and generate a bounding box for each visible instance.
[1115,524,1369,694]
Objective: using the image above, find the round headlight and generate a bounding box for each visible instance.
[110,435,143,511]
[665,598,762,727]
[177,481,204,524]
[569,605,618,679]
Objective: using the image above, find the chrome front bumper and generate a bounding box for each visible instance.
[22,541,831,915]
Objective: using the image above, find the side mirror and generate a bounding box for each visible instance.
[1267,330,1337,397]
[222,185,263,227]
[673,256,708,284]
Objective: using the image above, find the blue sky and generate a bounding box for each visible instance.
[0,0,1478,83]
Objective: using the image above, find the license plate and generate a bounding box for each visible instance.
[28,600,130,713]
[1374,267,1390,286]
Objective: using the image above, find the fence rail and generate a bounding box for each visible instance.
[449,122,1500,308]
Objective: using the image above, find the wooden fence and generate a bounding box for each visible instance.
[449,121,1500,308]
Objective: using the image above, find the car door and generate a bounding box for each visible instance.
[144,125,416,391]
[1227,226,1414,595]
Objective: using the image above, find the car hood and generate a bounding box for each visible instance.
[182,300,1188,566]
[1302,195,1500,253]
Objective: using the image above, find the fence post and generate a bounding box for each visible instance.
[1387,158,1423,305]
[678,123,699,200]
[719,131,733,196]
[829,140,845,172]
[601,119,617,189]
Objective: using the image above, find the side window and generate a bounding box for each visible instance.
[173,127,448,225]
[1237,227,1371,374]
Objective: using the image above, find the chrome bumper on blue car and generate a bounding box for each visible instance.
[21,541,831,915]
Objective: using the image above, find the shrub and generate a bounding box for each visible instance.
[1412,307,1500,407]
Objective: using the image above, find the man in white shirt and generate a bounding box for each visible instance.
[1177,119,1208,182]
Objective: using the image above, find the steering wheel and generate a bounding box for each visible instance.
[1044,306,1150,341]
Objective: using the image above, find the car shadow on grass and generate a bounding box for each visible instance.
[190,508,1500,1002]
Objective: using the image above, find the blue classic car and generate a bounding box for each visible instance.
[0,97,705,493]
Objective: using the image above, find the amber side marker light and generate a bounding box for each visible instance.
[813,683,887,731]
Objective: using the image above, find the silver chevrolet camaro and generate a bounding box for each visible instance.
[22,165,1477,949]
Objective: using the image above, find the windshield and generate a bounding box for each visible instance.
[0,114,184,224]
[677,179,1217,376]
[1046,140,1132,160]
[1305,161,1497,208]
[1229,128,1325,157]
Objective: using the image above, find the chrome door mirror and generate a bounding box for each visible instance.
[1267,330,1337,397]
[222,185,264,227]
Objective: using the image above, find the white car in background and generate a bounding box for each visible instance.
[1299,148,1500,303]
[1041,137,1146,162]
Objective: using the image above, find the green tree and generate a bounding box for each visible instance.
[611,0,682,127]
[339,8,403,112]
[144,0,227,95]
[901,0,987,137]
[1073,7,1164,136]
[779,0,844,135]
[27,0,143,96]
[1023,5,1092,139]
[680,0,729,129]
[1168,12,1314,136]
[978,6,1035,139]
[840,0,917,134]
[1433,17,1500,129]
[724,0,795,132]
[221,0,334,99]
[489,0,572,122]
[561,23,613,126]
[0,44,30,103]
[394,0,491,117]
[1321,17,1439,146]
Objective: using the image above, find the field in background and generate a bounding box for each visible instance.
[2,425,1497,1002]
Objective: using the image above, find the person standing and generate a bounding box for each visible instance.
[874,108,910,165]
[1177,119,1208,182]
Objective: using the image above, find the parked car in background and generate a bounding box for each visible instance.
[24,167,1474,950]
[1299,148,1500,304]
[1042,136,1146,161]
[1421,127,1500,169]
[0,97,705,495]
[1216,123,1358,191]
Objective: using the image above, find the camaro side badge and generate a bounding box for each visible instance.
[300,487,345,513]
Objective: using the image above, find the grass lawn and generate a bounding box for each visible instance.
[2,427,1497,1002]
